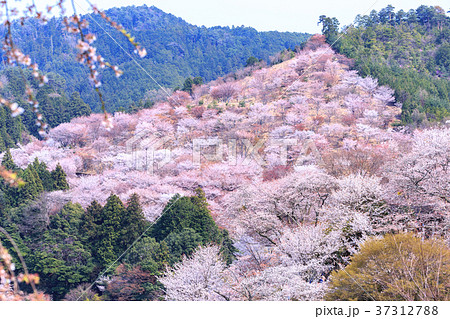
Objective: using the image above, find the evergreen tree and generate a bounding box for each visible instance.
[245,56,259,67]
[150,192,219,243]
[0,134,5,152]
[1,149,17,171]
[31,202,94,300]
[51,163,69,191]
[181,77,194,94]
[219,229,238,265]
[32,158,53,191]
[96,194,126,267]
[96,232,116,269]
[36,82,67,128]
[27,164,44,195]
[17,167,40,203]
[120,193,148,248]
[67,92,92,120]
[191,187,208,210]
[0,104,23,149]
[193,76,203,86]
[318,15,340,47]
[0,126,13,150]
[123,237,170,273]
[80,200,103,244]
[163,228,203,264]
[151,189,237,263]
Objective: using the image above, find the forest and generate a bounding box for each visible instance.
[319,5,450,124]
[0,2,449,302]
[0,5,308,149]
[1,5,309,112]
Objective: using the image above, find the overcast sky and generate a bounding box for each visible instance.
[38,0,450,33]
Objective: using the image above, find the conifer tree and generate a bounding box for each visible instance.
[27,164,44,195]
[18,167,40,203]
[0,134,5,152]
[97,232,117,268]
[36,83,67,128]
[96,194,126,266]
[81,200,104,243]
[1,149,17,171]
[51,163,69,190]
[0,126,13,150]
[32,158,53,191]
[121,193,148,248]
[150,193,219,243]
[67,92,91,120]
[191,187,208,209]
[181,77,194,94]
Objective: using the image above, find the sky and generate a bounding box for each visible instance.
[36,0,450,33]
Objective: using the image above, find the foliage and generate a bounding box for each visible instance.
[105,264,159,301]
[30,203,94,300]
[0,103,23,151]
[326,233,450,301]
[81,193,149,268]
[2,24,450,301]
[322,5,450,123]
[0,153,68,208]
[0,237,48,301]
[245,56,261,67]
[51,163,69,191]
[151,188,237,264]
[0,68,92,139]
[1,5,309,113]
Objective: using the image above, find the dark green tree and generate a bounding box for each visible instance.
[150,193,219,243]
[80,200,103,245]
[318,15,340,47]
[163,228,203,264]
[32,158,53,191]
[1,149,17,171]
[245,56,260,67]
[181,77,194,94]
[123,237,170,272]
[67,92,92,120]
[378,5,396,25]
[436,44,450,72]
[36,79,67,128]
[151,188,236,263]
[120,193,148,248]
[51,163,69,191]
[193,76,203,86]
[96,194,126,267]
[17,167,41,203]
[31,202,94,300]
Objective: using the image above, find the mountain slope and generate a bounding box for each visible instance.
[10,36,403,215]
[3,5,309,112]
[4,36,449,301]
[320,5,450,124]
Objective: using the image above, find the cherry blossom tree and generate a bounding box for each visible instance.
[159,246,230,301]
[358,76,378,94]
[210,82,239,102]
[224,167,335,245]
[374,86,395,105]
[48,123,88,147]
[388,128,450,210]
[331,174,387,218]
[228,263,326,301]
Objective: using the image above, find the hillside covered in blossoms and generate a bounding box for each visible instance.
[2,33,448,301]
